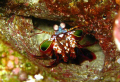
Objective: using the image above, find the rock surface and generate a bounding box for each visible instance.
[0,0,120,81]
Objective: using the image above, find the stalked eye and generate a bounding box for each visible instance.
[60,22,65,29]
[53,24,59,31]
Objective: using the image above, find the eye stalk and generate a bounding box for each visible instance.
[54,23,67,35]
[53,24,59,31]
[60,22,65,29]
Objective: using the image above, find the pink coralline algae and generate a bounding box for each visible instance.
[113,11,120,50]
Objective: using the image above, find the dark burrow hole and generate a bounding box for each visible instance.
[0,0,8,7]
[32,17,72,29]
[102,14,107,19]
[31,17,99,66]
